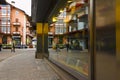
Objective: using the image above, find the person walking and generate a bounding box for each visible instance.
[66,42,69,52]
[0,43,2,51]
[11,42,15,52]
[56,43,59,52]
[56,43,60,52]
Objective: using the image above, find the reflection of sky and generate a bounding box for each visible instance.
[6,0,31,16]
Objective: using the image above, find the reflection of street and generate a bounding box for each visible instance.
[49,48,89,76]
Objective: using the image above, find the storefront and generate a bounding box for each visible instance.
[32,0,120,80]
[49,0,89,79]
[12,35,21,45]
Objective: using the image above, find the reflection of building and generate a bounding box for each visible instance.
[49,0,89,50]
[62,0,89,50]
[0,3,33,45]
[49,9,67,47]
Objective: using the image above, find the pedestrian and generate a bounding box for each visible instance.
[56,43,58,52]
[0,43,2,51]
[56,43,60,52]
[66,42,69,52]
[11,42,15,52]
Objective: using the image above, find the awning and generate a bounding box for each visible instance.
[32,0,67,28]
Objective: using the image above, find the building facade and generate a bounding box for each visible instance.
[0,4,33,46]
[0,5,11,44]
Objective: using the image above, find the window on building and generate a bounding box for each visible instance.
[8,17,10,23]
[1,25,10,34]
[1,26,6,33]
[2,9,7,15]
[16,10,19,15]
[1,17,6,22]
[63,26,66,33]
[7,26,10,33]
[7,10,10,15]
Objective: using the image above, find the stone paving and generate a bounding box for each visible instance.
[0,49,16,62]
[0,49,59,80]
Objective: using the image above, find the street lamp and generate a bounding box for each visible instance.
[11,1,15,6]
[11,1,15,4]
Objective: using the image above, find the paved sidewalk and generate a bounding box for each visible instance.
[0,49,16,62]
[0,49,59,80]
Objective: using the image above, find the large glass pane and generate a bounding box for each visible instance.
[49,0,89,79]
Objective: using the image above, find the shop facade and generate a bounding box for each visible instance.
[48,0,89,78]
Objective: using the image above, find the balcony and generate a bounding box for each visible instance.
[0,31,11,34]
[12,31,20,35]
[13,22,21,26]
[48,32,53,35]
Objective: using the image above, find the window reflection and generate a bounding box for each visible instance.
[49,0,89,77]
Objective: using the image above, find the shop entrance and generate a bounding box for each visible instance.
[2,36,7,44]
[12,36,21,45]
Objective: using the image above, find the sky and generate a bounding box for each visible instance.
[6,0,31,16]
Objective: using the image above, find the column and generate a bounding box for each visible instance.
[35,23,43,59]
[116,0,120,62]
[43,23,49,58]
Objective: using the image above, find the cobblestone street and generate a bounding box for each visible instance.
[0,49,59,80]
[0,49,16,62]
